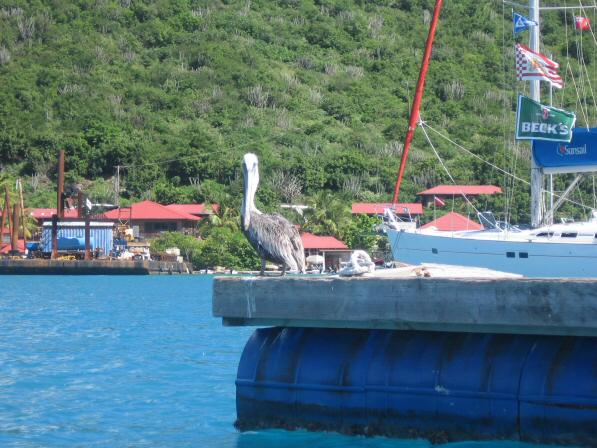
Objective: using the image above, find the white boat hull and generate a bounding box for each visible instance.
[387,229,597,278]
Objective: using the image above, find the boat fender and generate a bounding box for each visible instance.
[338,250,375,276]
[413,266,431,277]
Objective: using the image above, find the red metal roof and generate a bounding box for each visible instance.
[103,200,201,221]
[351,203,423,215]
[421,212,483,231]
[300,232,348,250]
[417,185,502,196]
[0,240,25,254]
[29,208,79,219]
[165,203,220,215]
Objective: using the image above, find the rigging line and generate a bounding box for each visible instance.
[580,50,597,121]
[421,121,596,211]
[507,142,519,224]
[504,15,516,222]
[540,5,597,10]
[591,174,597,209]
[502,0,528,9]
[574,180,588,220]
[498,0,597,10]
[557,0,571,108]
[575,13,592,126]
[419,121,483,216]
[578,10,588,120]
[577,0,597,122]
[422,122,528,184]
[504,3,516,224]
[578,29,591,124]
[578,0,597,46]
[567,61,591,124]
[503,3,510,221]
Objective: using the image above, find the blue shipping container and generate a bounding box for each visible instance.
[236,328,597,446]
[41,223,113,255]
[57,236,95,251]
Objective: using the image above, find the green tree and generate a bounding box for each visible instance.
[150,232,202,265]
[303,191,352,238]
[194,226,260,271]
[0,0,591,225]
[340,214,383,253]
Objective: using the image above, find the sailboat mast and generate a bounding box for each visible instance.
[529,0,544,227]
[392,0,444,205]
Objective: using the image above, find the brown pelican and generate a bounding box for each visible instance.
[241,153,306,275]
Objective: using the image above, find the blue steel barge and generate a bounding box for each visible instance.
[213,276,597,446]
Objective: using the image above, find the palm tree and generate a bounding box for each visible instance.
[197,202,240,236]
[302,191,351,237]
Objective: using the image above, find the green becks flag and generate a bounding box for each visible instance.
[515,95,576,142]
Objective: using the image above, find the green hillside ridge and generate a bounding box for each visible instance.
[0,0,595,247]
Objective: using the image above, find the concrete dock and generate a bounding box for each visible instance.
[213,276,597,336]
[214,275,597,445]
[0,258,191,275]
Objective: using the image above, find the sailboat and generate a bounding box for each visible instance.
[385,0,597,278]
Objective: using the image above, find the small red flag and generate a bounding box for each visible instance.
[575,16,591,31]
[434,196,446,207]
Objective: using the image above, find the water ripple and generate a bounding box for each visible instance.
[0,276,570,448]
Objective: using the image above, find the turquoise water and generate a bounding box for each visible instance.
[0,275,563,448]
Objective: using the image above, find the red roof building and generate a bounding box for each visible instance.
[29,208,80,222]
[418,185,502,197]
[103,201,200,221]
[103,200,200,238]
[0,240,25,254]
[165,203,220,217]
[421,212,483,232]
[300,232,351,272]
[352,203,423,215]
[301,232,348,250]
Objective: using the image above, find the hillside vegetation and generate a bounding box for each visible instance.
[0,0,595,227]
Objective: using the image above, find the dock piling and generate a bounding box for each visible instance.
[10,203,19,253]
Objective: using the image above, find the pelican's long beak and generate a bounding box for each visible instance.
[242,153,259,230]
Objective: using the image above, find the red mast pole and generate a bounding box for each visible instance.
[392,0,444,205]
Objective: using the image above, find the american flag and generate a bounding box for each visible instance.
[515,43,563,89]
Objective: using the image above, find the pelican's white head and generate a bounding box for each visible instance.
[243,153,259,174]
[241,153,260,230]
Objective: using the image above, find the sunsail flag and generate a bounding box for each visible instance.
[515,43,563,89]
[533,128,597,174]
[515,95,575,143]
[513,12,537,33]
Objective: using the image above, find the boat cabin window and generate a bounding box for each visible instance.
[506,252,515,258]
[535,232,554,238]
[561,232,578,238]
[519,252,528,258]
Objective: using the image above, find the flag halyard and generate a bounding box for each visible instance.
[515,43,563,89]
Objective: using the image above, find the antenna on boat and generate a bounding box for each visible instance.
[391,0,444,206]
